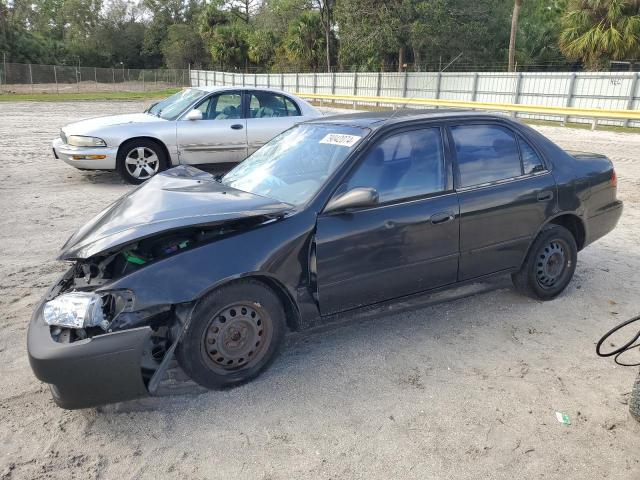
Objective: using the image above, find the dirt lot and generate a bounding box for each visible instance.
[0,101,639,479]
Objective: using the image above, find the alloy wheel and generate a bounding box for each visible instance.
[124,146,160,180]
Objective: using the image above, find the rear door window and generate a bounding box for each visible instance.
[451,125,522,187]
[249,92,288,118]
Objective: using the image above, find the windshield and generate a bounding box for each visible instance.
[221,124,368,206]
[147,88,207,120]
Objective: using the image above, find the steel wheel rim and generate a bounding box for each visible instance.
[536,239,569,289]
[124,146,159,180]
[201,302,273,373]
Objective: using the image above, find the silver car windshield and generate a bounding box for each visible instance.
[147,89,207,120]
[221,124,368,206]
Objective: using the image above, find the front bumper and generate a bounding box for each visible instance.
[27,299,151,409]
[52,138,117,171]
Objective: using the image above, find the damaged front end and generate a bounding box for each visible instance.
[28,166,292,409]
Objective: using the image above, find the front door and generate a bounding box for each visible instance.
[177,91,248,164]
[449,123,557,280]
[315,126,460,316]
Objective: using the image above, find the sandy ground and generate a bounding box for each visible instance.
[0,101,639,480]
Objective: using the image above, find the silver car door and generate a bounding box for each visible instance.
[177,91,247,165]
[245,92,306,155]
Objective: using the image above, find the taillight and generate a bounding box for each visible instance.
[611,169,617,188]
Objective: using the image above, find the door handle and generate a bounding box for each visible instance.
[230,124,244,130]
[537,191,554,202]
[430,212,455,225]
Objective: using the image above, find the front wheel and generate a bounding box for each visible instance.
[176,280,286,390]
[512,225,577,300]
[116,139,167,184]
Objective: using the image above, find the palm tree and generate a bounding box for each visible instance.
[509,0,524,72]
[560,0,640,69]
[285,12,326,72]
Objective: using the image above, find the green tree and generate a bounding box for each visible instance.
[162,23,207,68]
[284,10,326,71]
[516,0,567,68]
[247,28,278,69]
[560,0,640,69]
[208,22,249,69]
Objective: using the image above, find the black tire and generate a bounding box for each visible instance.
[176,280,286,390]
[511,224,577,300]
[631,371,640,423]
[116,139,167,185]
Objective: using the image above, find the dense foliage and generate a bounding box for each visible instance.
[0,0,637,70]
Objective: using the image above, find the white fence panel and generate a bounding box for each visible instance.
[190,69,640,127]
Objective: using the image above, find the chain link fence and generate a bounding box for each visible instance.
[0,62,190,93]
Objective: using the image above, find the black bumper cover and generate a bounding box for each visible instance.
[27,301,152,409]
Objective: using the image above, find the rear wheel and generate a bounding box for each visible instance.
[176,280,286,389]
[512,225,577,300]
[117,139,167,184]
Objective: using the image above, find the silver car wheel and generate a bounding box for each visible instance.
[124,146,160,180]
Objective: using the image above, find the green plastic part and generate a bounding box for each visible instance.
[124,251,146,265]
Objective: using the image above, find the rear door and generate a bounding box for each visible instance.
[315,126,460,315]
[177,91,248,164]
[245,91,307,154]
[449,122,557,280]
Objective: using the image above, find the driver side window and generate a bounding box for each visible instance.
[345,128,446,204]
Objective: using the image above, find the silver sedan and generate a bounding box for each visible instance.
[52,87,322,183]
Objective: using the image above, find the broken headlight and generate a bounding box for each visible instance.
[43,292,106,329]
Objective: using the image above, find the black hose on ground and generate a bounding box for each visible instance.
[596,314,640,366]
[596,314,640,422]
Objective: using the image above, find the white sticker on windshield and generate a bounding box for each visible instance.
[319,133,362,147]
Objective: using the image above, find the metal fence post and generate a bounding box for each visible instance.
[352,71,358,109]
[471,72,479,102]
[281,72,284,90]
[54,65,59,93]
[313,72,317,94]
[564,73,577,125]
[512,72,523,117]
[402,70,409,98]
[331,72,336,95]
[624,72,639,127]
[29,63,33,92]
[142,70,145,92]
[375,71,382,107]
[295,72,299,92]
[435,72,441,101]
[155,70,157,89]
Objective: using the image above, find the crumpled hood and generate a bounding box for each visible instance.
[60,166,292,260]
[63,113,165,135]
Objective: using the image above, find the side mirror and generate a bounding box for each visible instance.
[324,187,379,214]
[185,109,203,121]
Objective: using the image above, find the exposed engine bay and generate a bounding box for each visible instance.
[46,215,277,346]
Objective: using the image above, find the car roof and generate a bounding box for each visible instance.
[192,86,291,95]
[305,109,512,129]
